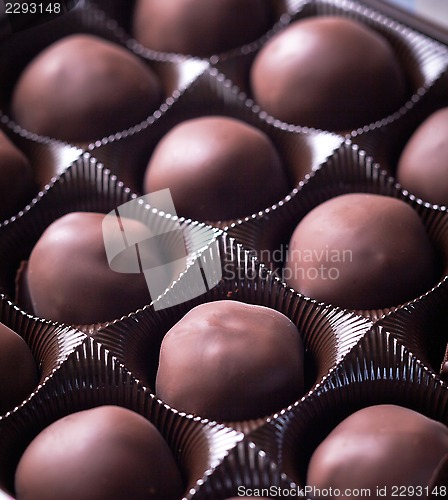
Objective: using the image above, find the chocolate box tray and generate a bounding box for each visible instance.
[0,0,447,498]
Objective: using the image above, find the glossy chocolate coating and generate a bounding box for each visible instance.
[285,193,438,311]
[250,16,406,131]
[132,0,273,57]
[11,34,162,143]
[21,212,158,325]
[307,405,448,496]
[0,131,35,221]
[0,322,38,415]
[397,107,448,206]
[144,116,289,221]
[156,301,304,421]
[15,406,184,500]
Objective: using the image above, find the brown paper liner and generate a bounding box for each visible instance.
[93,232,372,434]
[0,1,195,108]
[0,154,136,299]
[247,327,448,487]
[212,0,448,139]
[188,439,298,499]
[0,1,207,190]
[0,296,86,386]
[88,66,343,198]
[338,0,448,171]
[0,1,446,497]
[0,113,82,190]
[377,282,448,376]
[0,297,86,491]
[226,140,448,320]
[0,336,242,497]
[118,0,289,64]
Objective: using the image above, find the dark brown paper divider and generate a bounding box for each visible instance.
[342,0,448,171]
[188,439,298,500]
[0,296,86,389]
[0,3,124,110]
[93,231,372,433]
[245,326,448,487]
[226,139,448,319]
[349,69,448,176]
[377,282,448,376]
[0,335,243,498]
[0,0,206,184]
[0,116,82,192]
[212,0,448,138]
[88,65,343,197]
[0,302,86,494]
[0,153,136,303]
[99,0,290,63]
[0,1,448,498]
[0,0,199,107]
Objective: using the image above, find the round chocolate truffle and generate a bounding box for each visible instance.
[21,212,168,325]
[15,405,184,500]
[284,193,438,311]
[11,34,163,143]
[250,16,406,131]
[0,322,38,415]
[397,107,448,206]
[143,116,289,221]
[156,301,304,421]
[132,0,273,57]
[0,131,35,221]
[307,405,448,496]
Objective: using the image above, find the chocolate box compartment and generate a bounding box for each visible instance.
[246,326,448,488]
[93,231,373,433]
[376,283,448,376]
[0,0,208,174]
[226,140,448,320]
[92,0,290,59]
[349,72,448,176]
[0,0,206,105]
[88,66,343,216]
[0,298,86,492]
[348,2,448,172]
[0,1,446,498]
[0,152,232,331]
[0,154,135,304]
[211,0,448,135]
[0,296,86,416]
[0,119,82,192]
[0,335,243,498]
[188,439,297,499]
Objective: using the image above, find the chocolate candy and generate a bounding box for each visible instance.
[132,0,273,57]
[0,322,38,415]
[285,193,438,311]
[20,212,159,325]
[0,131,35,221]
[307,405,448,495]
[11,34,163,143]
[156,301,304,421]
[397,107,448,206]
[15,405,184,500]
[250,16,406,131]
[143,116,289,221]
